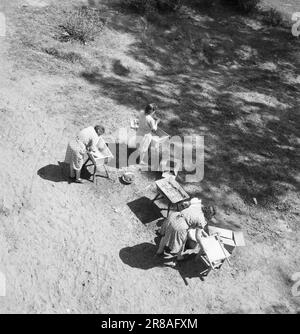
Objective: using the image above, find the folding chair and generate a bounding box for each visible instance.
[83,138,114,183]
[198,235,231,276]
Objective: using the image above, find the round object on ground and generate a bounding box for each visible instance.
[121,172,135,184]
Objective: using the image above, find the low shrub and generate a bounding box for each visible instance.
[237,0,260,13]
[58,7,106,44]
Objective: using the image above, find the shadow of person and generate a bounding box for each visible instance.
[119,243,167,270]
[37,162,69,183]
[119,241,211,284]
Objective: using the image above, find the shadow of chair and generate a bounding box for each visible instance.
[175,254,213,285]
[127,196,164,225]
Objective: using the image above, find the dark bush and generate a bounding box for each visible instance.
[261,8,283,27]
[121,0,183,14]
[238,0,260,12]
[221,0,260,13]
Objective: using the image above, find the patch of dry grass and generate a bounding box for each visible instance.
[58,7,106,44]
[8,4,109,74]
[43,47,84,63]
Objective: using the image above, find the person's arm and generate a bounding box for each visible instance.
[195,227,208,251]
[79,145,87,157]
[195,228,202,243]
[89,127,102,153]
[187,228,196,242]
[147,116,158,132]
[91,136,100,152]
[86,139,95,153]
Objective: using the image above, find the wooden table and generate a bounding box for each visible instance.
[152,178,190,216]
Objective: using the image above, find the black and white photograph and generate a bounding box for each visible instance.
[0,0,299,316]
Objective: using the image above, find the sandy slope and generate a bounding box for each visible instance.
[0,0,299,314]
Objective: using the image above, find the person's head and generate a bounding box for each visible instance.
[94,125,105,136]
[181,200,191,210]
[145,103,158,115]
[181,198,202,210]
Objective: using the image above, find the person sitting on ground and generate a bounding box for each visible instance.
[156,199,215,260]
[65,125,105,183]
[136,103,160,165]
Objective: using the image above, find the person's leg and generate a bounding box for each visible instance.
[70,164,75,178]
[177,236,188,261]
[75,169,82,181]
[73,152,84,183]
[195,228,207,255]
[139,134,151,165]
[139,147,148,165]
[156,236,167,255]
[197,238,206,256]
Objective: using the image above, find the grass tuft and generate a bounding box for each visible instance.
[43,47,84,63]
[58,7,106,44]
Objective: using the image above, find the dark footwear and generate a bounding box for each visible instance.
[74,178,83,184]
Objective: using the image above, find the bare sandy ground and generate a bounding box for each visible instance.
[0,0,299,314]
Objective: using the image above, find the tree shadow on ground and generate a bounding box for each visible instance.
[82,0,300,206]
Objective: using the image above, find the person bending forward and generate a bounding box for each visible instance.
[65,125,105,183]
